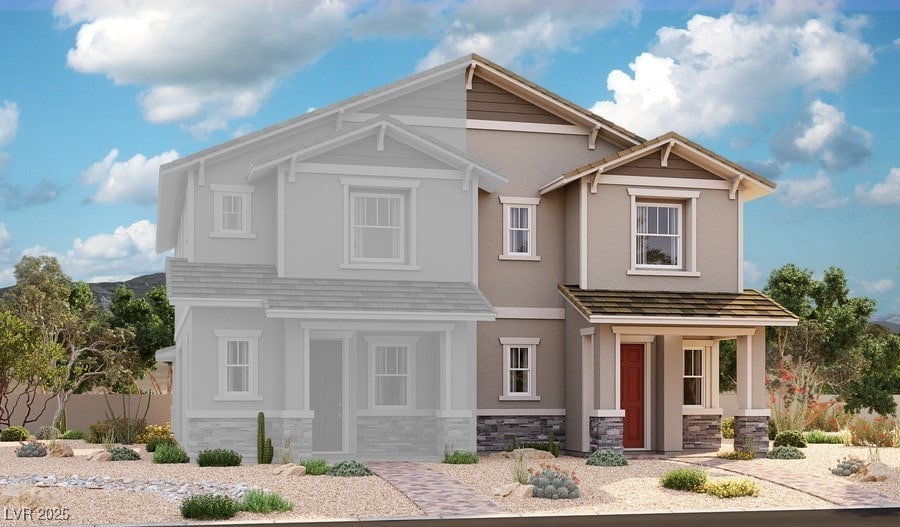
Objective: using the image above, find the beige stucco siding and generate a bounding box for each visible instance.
[562,303,593,452]
[476,319,565,410]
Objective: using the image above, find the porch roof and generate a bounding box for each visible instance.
[559,285,798,326]
[166,258,496,320]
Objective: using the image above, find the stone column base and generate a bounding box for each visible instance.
[733,415,769,455]
[682,414,722,449]
[589,416,623,453]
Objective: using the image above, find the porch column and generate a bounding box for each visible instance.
[734,329,769,454]
[659,335,683,454]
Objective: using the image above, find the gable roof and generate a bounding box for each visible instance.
[245,115,508,192]
[559,285,798,326]
[540,131,776,201]
[167,258,496,321]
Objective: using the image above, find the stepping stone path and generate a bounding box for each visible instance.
[368,462,504,517]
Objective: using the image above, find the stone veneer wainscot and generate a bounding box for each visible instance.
[476,415,566,452]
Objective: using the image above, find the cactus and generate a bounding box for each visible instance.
[36,426,60,440]
[547,428,560,457]
[257,412,269,464]
[16,440,47,458]
[263,437,274,464]
[528,462,581,499]
[831,455,865,476]
[109,446,141,461]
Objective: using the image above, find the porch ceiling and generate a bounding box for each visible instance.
[559,285,798,326]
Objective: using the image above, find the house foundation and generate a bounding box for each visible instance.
[682,414,722,449]
[476,415,566,451]
[733,415,769,455]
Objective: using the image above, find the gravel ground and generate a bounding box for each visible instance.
[1,440,898,525]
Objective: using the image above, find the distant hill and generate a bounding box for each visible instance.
[0,272,166,311]
[873,314,900,334]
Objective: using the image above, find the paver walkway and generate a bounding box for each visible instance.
[367,461,505,518]
[674,455,900,508]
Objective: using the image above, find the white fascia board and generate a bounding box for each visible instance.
[589,315,798,326]
[266,309,497,322]
[612,326,758,337]
[168,297,265,309]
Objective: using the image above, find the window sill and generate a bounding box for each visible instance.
[682,407,723,416]
[498,255,542,261]
[339,263,422,271]
[627,269,700,277]
[209,232,257,239]
[499,395,541,401]
[213,394,263,402]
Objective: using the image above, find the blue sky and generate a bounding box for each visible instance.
[0,0,897,315]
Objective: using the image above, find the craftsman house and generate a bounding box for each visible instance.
[156,55,796,461]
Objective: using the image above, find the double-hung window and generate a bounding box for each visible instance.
[367,336,418,409]
[627,188,699,276]
[499,337,541,400]
[214,329,262,401]
[683,348,703,406]
[340,178,419,270]
[499,197,541,261]
[210,184,256,238]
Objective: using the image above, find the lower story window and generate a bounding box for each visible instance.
[367,336,418,409]
[500,337,541,399]
[683,348,703,406]
[214,329,262,401]
[226,340,250,393]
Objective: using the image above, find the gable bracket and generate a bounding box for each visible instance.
[661,140,674,167]
[590,168,603,194]
[466,63,476,90]
[377,123,387,152]
[729,174,744,200]
[463,165,474,191]
[288,154,297,183]
[197,159,205,186]
[588,127,600,150]
[336,108,345,132]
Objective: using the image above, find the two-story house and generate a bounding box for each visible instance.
[156,55,797,461]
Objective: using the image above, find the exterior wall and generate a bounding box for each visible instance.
[564,182,582,285]
[655,335,684,453]
[185,416,312,462]
[563,304,594,453]
[467,75,568,124]
[476,318,565,410]
[584,182,740,293]
[476,415,565,452]
[682,414,721,449]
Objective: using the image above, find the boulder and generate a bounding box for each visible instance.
[491,448,554,461]
[855,461,895,482]
[284,465,306,476]
[0,487,61,509]
[48,443,74,458]
[492,483,520,497]
[510,484,534,498]
[87,451,112,462]
[272,463,295,475]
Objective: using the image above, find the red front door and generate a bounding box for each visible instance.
[621,344,645,449]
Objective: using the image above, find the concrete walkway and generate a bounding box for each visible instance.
[674,455,900,508]
[368,461,505,518]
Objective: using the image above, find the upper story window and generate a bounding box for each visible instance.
[627,188,699,277]
[499,196,541,261]
[499,337,541,401]
[213,329,263,401]
[210,184,256,239]
[340,177,420,271]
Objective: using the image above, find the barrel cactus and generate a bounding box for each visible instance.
[16,440,48,458]
[831,455,865,476]
[528,463,581,499]
[110,446,141,461]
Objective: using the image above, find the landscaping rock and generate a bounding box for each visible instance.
[492,483,520,497]
[48,443,74,458]
[854,462,896,482]
[511,484,534,498]
[272,463,295,475]
[272,463,307,476]
[0,487,61,509]
[87,451,112,462]
[490,448,554,461]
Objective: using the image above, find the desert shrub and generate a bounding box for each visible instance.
[660,467,707,492]
[773,430,806,448]
[60,429,85,440]
[528,462,580,499]
[15,440,47,457]
[180,494,237,520]
[238,489,293,513]
[443,450,479,464]
[135,422,173,444]
[1,426,30,442]
[35,426,60,440]
[87,417,146,444]
[766,446,805,459]
[804,429,844,444]
[805,403,849,432]
[297,458,329,475]
[109,446,141,461]
[153,443,189,464]
[197,449,242,467]
[831,455,865,476]
[586,449,628,467]
[720,417,735,439]
[146,437,177,453]
[849,416,896,448]
[701,480,759,498]
[716,450,754,461]
[327,460,372,477]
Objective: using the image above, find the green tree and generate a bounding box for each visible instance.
[109,284,174,393]
[7,255,137,427]
[0,309,53,427]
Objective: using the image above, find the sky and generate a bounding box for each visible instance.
[0,0,897,315]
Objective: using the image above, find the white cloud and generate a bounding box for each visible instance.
[0,101,19,147]
[743,260,762,285]
[80,148,179,205]
[416,0,639,72]
[21,220,169,283]
[861,278,895,295]
[856,167,900,205]
[772,100,872,170]
[777,171,848,209]
[0,222,12,262]
[55,0,350,130]
[590,11,873,138]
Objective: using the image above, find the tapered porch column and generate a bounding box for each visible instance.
[734,329,769,454]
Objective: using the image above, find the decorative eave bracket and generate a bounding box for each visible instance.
[466,63,477,90]
[729,174,744,200]
[588,126,600,150]
[288,155,297,183]
[196,159,206,186]
[376,123,387,152]
[661,140,674,167]
[463,165,474,191]
[590,168,603,194]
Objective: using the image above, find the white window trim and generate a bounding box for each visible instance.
[340,177,420,271]
[634,201,683,269]
[627,188,698,276]
[499,196,541,261]
[349,191,406,264]
[209,184,256,239]
[499,337,541,401]
[366,336,419,410]
[213,329,263,401]
[682,342,714,410]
